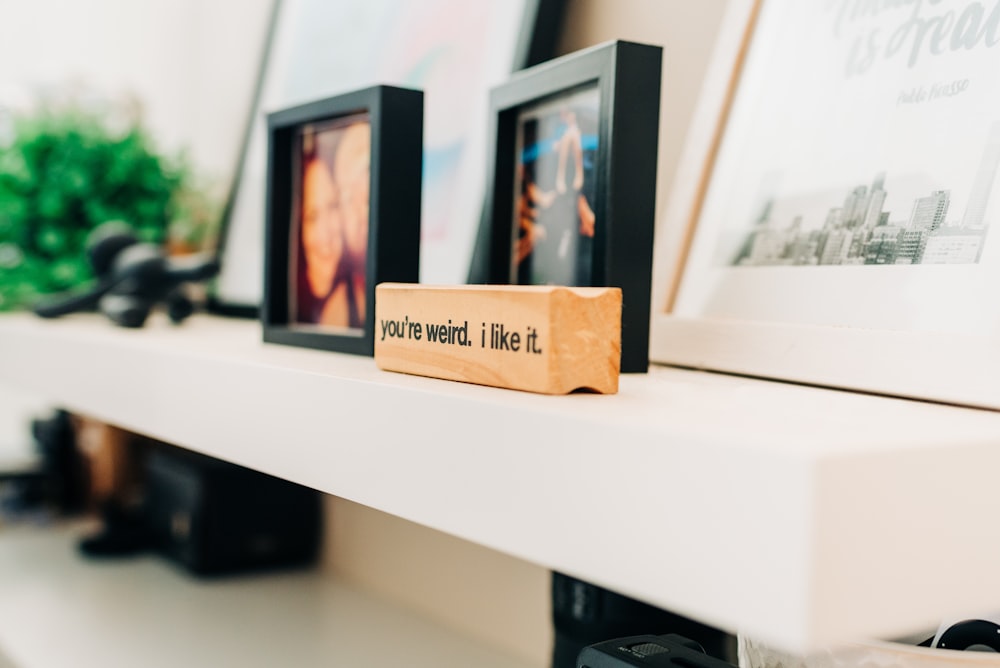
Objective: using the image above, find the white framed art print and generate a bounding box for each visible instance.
[651,0,1000,409]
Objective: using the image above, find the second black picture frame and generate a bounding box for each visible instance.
[263,85,423,356]
[470,40,663,373]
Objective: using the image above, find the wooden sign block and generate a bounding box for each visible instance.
[374,284,621,394]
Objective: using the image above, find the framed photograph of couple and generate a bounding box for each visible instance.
[263,85,422,355]
[472,40,663,373]
[651,0,1000,409]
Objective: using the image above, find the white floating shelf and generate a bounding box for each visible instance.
[0,522,530,668]
[2,313,1000,652]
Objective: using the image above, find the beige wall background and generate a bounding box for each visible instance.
[558,0,730,230]
[0,1,731,665]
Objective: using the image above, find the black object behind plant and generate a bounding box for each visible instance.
[34,223,218,327]
[552,573,737,667]
[577,634,737,667]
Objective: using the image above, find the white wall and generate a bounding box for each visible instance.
[0,0,273,180]
[0,0,274,455]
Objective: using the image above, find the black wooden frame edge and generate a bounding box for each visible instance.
[471,40,662,372]
[261,85,423,356]
[608,42,662,374]
[515,0,568,69]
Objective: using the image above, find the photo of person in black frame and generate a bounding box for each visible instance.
[473,41,662,372]
[511,84,600,286]
[292,113,371,334]
[263,86,422,356]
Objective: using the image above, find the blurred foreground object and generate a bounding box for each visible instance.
[0,97,218,312]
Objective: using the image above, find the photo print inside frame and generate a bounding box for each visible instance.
[291,113,371,335]
[473,40,662,372]
[263,85,422,356]
[511,84,600,286]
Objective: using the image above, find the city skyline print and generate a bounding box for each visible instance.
[732,122,1000,268]
[655,0,1000,410]
[671,0,1000,339]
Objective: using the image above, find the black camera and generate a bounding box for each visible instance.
[577,634,737,668]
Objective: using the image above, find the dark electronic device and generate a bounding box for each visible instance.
[552,573,737,667]
[31,409,87,513]
[923,619,1000,652]
[1,409,87,521]
[577,634,737,668]
[34,223,219,327]
[0,467,45,521]
[143,447,321,575]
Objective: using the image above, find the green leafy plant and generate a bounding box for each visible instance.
[0,103,216,311]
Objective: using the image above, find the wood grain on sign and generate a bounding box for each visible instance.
[375,284,621,394]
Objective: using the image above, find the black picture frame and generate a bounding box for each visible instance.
[470,40,663,373]
[208,0,567,317]
[262,85,423,355]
